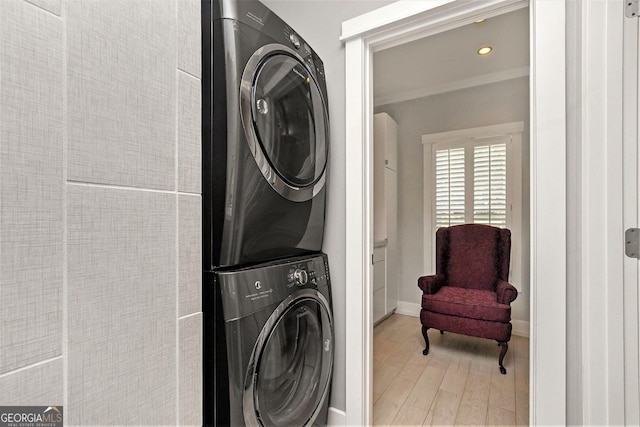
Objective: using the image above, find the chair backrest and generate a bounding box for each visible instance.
[435,224,511,291]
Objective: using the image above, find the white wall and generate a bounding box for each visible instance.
[0,0,202,424]
[375,76,530,323]
[258,0,396,415]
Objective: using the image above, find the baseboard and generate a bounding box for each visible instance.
[395,300,530,338]
[327,407,346,426]
[511,319,530,337]
[394,301,421,317]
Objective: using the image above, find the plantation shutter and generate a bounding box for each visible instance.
[473,142,507,227]
[435,147,465,227]
[433,137,509,229]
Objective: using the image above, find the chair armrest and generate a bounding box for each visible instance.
[418,274,444,294]
[496,280,518,305]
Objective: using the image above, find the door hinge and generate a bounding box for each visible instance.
[626,0,639,18]
[625,228,640,259]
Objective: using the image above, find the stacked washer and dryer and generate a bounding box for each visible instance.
[201,0,334,425]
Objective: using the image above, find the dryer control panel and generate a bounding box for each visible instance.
[282,26,326,81]
[217,253,331,321]
[212,0,327,90]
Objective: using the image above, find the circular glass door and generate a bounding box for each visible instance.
[240,44,329,202]
[243,290,333,427]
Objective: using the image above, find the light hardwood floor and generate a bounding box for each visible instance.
[373,314,529,426]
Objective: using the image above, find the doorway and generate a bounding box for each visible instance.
[371,8,530,423]
[342,1,567,425]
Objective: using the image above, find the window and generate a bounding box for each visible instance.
[423,122,524,289]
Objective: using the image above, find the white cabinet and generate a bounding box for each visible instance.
[375,112,398,171]
[373,113,398,324]
[385,169,398,315]
[373,245,386,323]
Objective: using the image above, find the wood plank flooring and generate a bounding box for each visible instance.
[373,314,529,426]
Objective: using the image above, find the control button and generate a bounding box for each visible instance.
[293,269,308,286]
[289,33,301,49]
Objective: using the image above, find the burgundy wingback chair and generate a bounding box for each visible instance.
[418,224,518,374]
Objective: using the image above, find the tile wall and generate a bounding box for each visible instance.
[0,0,202,424]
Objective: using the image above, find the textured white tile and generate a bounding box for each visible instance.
[67,185,176,425]
[179,314,202,426]
[178,71,202,194]
[24,0,61,16]
[177,0,201,77]
[178,72,202,194]
[0,0,63,374]
[179,195,202,316]
[66,0,176,190]
[0,358,63,405]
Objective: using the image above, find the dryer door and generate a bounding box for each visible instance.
[243,289,333,427]
[240,44,329,202]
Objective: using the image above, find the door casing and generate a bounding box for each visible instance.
[341,0,566,425]
[622,2,639,425]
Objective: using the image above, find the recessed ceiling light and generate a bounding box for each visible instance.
[477,46,493,55]
[475,19,486,23]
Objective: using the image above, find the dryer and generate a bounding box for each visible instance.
[203,253,334,426]
[202,0,330,269]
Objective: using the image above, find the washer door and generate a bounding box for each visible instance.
[240,44,329,202]
[243,289,333,427]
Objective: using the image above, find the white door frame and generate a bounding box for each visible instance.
[623,4,640,424]
[341,1,566,425]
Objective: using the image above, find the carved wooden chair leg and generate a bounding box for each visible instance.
[422,326,430,355]
[498,341,508,374]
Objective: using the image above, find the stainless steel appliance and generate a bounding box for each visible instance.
[203,253,334,426]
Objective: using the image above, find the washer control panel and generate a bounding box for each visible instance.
[286,258,328,289]
[217,253,331,320]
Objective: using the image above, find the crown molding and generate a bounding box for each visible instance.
[374,66,529,107]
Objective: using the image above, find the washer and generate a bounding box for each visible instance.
[202,0,330,268]
[203,253,334,426]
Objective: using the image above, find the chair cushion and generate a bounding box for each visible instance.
[421,310,512,342]
[421,286,511,323]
